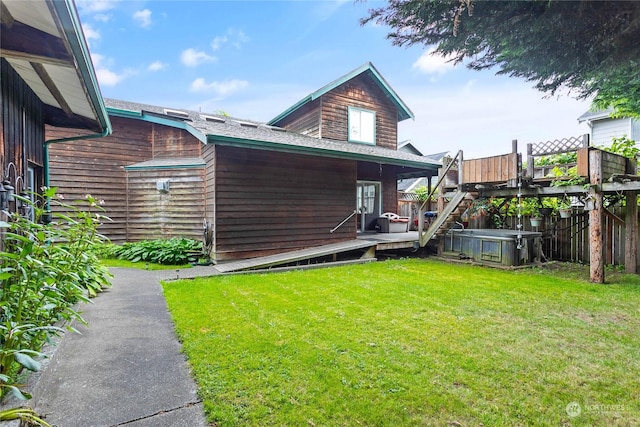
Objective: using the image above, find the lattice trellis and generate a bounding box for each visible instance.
[398,191,419,201]
[529,135,589,156]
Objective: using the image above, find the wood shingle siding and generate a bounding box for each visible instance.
[126,168,205,241]
[48,116,206,243]
[274,101,321,138]
[1,58,45,185]
[320,75,398,149]
[214,146,356,260]
[152,126,201,157]
[47,117,152,242]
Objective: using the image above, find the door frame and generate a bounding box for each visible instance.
[356,180,382,232]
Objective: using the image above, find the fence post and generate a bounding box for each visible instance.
[588,149,604,283]
[526,143,533,179]
[457,150,464,190]
[626,191,638,274]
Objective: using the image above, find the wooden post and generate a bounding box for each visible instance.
[526,143,533,179]
[427,175,432,212]
[589,149,605,283]
[625,191,638,274]
[436,194,445,255]
[457,150,464,190]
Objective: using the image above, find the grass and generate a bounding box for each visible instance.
[162,259,640,426]
[100,258,192,270]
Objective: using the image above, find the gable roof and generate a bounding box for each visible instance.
[1,0,110,133]
[577,109,614,123]
[105,98,439,173]
[267,62,414,126]
[398,141,423,156]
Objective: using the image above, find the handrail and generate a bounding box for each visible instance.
[330,210,357,234]
[418,149,463,213]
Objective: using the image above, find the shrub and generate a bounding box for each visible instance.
[106,238,203,265]
[0,188,112,402]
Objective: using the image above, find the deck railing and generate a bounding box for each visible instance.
[417,150,463,242]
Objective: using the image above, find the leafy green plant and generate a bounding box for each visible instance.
[520,197,540,217]
[601,135,639,160]
[0,405,51,426]
[0,188,111,402]
[106,238,203,265]
[535,151,578,166]
[558,197,572,210]
[548,165,585,187]
[467,198,491,219]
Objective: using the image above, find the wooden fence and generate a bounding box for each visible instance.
[399,190,639,266]
[504,207,639,266]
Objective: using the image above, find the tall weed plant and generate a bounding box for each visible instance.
[0,188,111,402]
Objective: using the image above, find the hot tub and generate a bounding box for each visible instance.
[443,229,542,266]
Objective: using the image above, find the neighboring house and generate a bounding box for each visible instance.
[0,0,110,219]
[397,141,448,193]
[578,109,640,147]
[47,62,440,261]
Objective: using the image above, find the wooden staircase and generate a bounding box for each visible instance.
[419,191,475,247]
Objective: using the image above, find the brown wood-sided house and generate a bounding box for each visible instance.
[1,0,110,220]
[47,62,440,261]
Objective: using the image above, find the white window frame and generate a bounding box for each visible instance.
[348,107,376,145]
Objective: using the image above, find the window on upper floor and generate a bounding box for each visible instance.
[348,107,375,145]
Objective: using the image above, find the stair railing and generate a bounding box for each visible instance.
[418,150,463,239]
[330,210,357,234]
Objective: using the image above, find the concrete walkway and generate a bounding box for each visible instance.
[31,268,213,427]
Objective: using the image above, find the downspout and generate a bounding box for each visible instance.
[43,126,111,216]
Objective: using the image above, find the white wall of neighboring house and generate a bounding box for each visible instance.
[590,117,637,147]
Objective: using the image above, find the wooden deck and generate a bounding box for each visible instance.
[214,231,419,273]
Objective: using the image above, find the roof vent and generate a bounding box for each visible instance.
[164,109,190,119]
[202,115,226,123]
[235,120,258,128]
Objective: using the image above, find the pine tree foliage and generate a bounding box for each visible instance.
[362,0,640,117]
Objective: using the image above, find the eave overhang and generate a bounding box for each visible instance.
[106,107,207,143]
[208,134,439,171]
[1,0,110,133]
[267,62,414,126]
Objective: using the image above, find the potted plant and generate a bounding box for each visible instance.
[558,197,572,218]
[538,197,555,217]
[521,198,542,227]
[467,198,491,228]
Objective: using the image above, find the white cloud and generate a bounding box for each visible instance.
[211,36,227,51]
[180,48,217,67]
[211,29,250,51]
[91,53,129,86]
[133,9,152,29]
[190,78,249,96]
[148,61,168,72]
[82,23,100,47]
[94,13,111,23]
[412,47,456,76]
[76,0,119,14]
[228,29,250,48]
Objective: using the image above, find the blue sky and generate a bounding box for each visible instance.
[77,0,592,158]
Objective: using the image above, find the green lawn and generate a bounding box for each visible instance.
[162,259,640,426]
